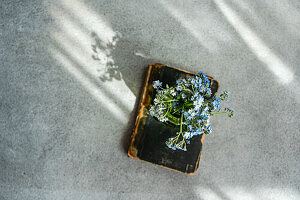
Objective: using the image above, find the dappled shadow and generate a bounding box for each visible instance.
[91,32,122,82]
[90,31,158,153]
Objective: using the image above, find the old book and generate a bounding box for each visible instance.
[128,63,219,174]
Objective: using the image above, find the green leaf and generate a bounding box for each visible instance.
[166,112,181,125]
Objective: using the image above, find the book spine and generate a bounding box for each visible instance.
[128,64,154,158]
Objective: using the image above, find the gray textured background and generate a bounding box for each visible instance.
[1,0,299,199]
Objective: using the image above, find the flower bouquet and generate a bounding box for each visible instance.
[128,63,233,174]
[149,73,233,151]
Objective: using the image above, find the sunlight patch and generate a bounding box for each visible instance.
[214,0,294,84]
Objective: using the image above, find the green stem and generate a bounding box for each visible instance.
[161,99,178,103]
[172,105,183,114]
[166,113,180,125]
[204,99,213,104]
[179,111,188,143]
[173,133,180,144]
[163,105,171,118]
[211,111,226,115]
[180,107,184,133]
[182,88,193,94]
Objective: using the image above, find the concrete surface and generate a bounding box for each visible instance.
[1,0,300,199]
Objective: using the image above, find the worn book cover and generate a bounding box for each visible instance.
[128,63,219,174]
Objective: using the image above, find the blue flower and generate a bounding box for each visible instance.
[194,104,201,110]
[190,112,196,118]
[160,117,168,122]
[183,132,191,139]
[152,80,162,89]
[194,96,204,106]
[176,79,183,85]
[201,115,209,120]
[190,78,196,85]
[195,129,204,136]
[198,71,210,86]
[191,129,203,137]
[166,141,176,150]
[205,79,210,87]
[176,85,182,91]
[195,76,202,84]
[149,107,155,116]
[199,85,205,93]
[187,115,193,120]
[184,119,190,125]
[170,89,177,96]
[198,71,206,77]
[175,144,187,151]
[206,88,212,96]
[212,97,221,111]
